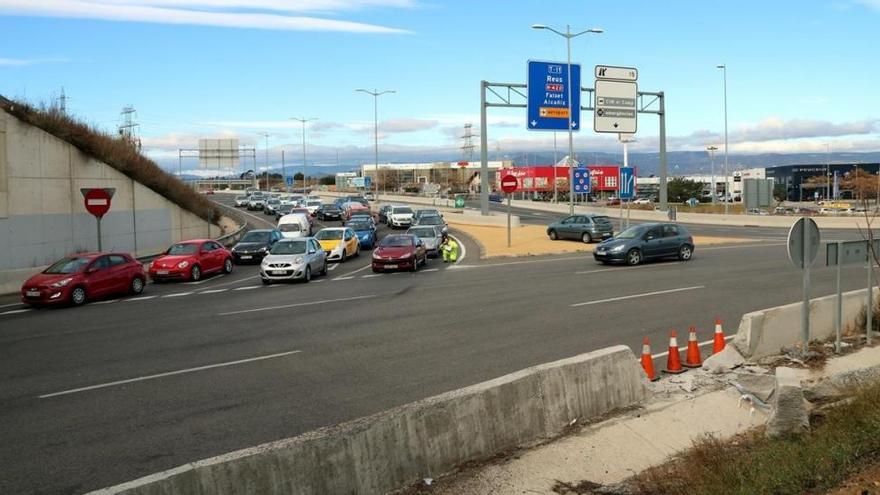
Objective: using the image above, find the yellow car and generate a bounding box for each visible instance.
[315,227,360,262]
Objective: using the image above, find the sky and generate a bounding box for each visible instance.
[1,0,879,173]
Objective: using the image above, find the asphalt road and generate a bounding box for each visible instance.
[0,196,875,494]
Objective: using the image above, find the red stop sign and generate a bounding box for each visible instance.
[457,161,469,168]
[83,188,112,218]
[500,174,518,193]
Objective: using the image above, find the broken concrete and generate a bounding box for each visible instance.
[731,371,776,403]
[766,367,810,438]
[702,345,745,374]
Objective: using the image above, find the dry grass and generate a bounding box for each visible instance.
[0,96,219,223]
[632,383,880,495]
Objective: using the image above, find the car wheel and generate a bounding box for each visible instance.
[303,266,311,283]
[626,249,642,266]
[411,256,419,272]
[130,277,145,295]
[549,230,558,240]
[341,250,347,262]
[372,267,381,273]
[678,244,693,261]
[262,278,270,285]
[70,286,87,306]
[190,265,201,281]
[582,232,593,244]
[223,258,234,274]
[355,245,360,257]
[321,261,328,276]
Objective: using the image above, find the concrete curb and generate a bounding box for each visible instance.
[88,345,649,495]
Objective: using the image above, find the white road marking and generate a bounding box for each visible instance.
[362,274,381,278]
[422,268,439,272]
[218,294,378,316]
[650,335,736,360]
[576,263,679,275]
[184,274,225,286]
[92,299,120,305]
[200,274,259,289]
[451,255,583,270]
[199,288,228,294]
[699,242,786,251]
[571,286,706,307]
[266,284,283,288]
[126,296,156,302]
[38,350,303,399]
[0,302,23,309]
[233,286,260,291]
[162,292,193,298]
[333,276,354,281]
[312,279,326,283]
[1,309,32,315]
[449,233,466,264]
[336,263,373,278]
[328,264,339,271]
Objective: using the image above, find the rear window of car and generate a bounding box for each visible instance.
[348,221,372,231]
[592,216,612,225]
[279,223,301,232]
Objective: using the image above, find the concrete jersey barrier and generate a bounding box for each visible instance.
[90,345,648,495]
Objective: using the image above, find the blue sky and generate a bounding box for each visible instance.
[1,0,879,171]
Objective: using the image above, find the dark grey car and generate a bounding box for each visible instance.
[547,214,614,243]
[593,223,694,265]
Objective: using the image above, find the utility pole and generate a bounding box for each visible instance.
[291,117,317,191]
[282,150,286,191]
[118,106,141,151]
[259,132,270,191]
[717,64,729,213]
[707,145,718,203]
[356,88,395,202]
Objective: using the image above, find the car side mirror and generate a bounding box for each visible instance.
[308,249,316,255]
[86,267,99,274]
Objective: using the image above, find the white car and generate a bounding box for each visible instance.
[247,196,266,210]
[388,205,414,228]
[260,238,327,284]
[632,197,652,205]
[234,195,249,207]
[305,199,322,215]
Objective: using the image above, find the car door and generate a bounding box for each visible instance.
[641,226,666,259]
[576,216,592,238]
[308,239,322,270]
[85,256,115,297]
[106,254,134,293]
[662,224,682,257]
[558,216,576,239]
[343,229,356,255]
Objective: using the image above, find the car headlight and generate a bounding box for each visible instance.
[610,244,626,253]
[50,277,73,288]
[373,252,382,260]
[259,246,268,253]
[399,254,411,260]
[294,257,304,265]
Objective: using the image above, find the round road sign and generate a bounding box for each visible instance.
[83,188,112,218]
[500,175,518,193]
[787,217,820,269]
[457,161,469,168]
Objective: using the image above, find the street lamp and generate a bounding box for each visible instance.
[707,145,718,203]
[291,117,317,191]
[717,64,729,213]
[826,142,832,201]
[533,24,603,215]
[259,132,270,191]
[356,88,395,202]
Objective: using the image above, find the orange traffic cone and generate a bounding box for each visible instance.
[663,330,686,374]
[641,337,658,381]
[683,326,703,368]
[713,319,726,355]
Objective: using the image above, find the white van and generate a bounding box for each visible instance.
[277,213,311,239]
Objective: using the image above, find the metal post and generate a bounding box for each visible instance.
[719,65,730,214]
[802,217,810,346]
[96,217,102,251]
[868,258,874,345]
[565,25,575,216]
[507,194,512,247]
[177,152,182,178]
[480,80,489,216]
[836,244,842,353]
[623,140,629,229]
[281,150,286,191]
[553,132,558,203]
[707,146,718,203]
[658,92,668,211]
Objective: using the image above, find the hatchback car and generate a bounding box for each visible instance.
[378,205,393,224]
[260,238,327,284]
[264,198,281,215]
[594,223,694,266]
[547,214,614,243]
[387,205,415,228]
[231,229,283,264]
[234,195,249,207]
[413,213,448,234]
[247,195,266,211]
[317,204,343,221]
[372,234,427,272]
[315,227,360,261]
[149,239,233,282]
[21,253,146,306]
[346,218,378,249]
[407,225,443,257]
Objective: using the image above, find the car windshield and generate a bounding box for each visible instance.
[235,196,246,200]
[279,223,301,232]
[315,229,343,240]
[44,256,92,274]
[270,241,307,255]
[419,215,442,224]
[241,231,271,243]
[380,236,413,247]
[307,200,321,206]
[616,226,649,239]
[166,243,199,255]
[348,221,372,231]
[393,207,413,215]
[409,227,437,238]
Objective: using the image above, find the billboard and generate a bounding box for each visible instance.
[199,138,240,170]
[494,166,629,192]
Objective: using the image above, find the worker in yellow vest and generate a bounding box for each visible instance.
[440,234,458,263]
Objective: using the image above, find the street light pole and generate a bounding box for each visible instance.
[291,117,317,191]
[707,145,718,204]
[717,64,729,214]
[826,142,832,201]
[533,24,603,215]
[356,89,395,202]
[259,132,270,191]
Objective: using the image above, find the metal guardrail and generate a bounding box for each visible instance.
[134,202,247,264]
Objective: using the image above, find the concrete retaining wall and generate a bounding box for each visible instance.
[0,108,221,293]
[92,345,648,495]
[734,287,879,359]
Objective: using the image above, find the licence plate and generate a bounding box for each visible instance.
[157,270,169,275]
[385,264,398,269]
[271,270,287,275]
[240,255,252,260]
[596,250,606,255]
[26,290,40,297]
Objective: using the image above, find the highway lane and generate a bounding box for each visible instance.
[2,230,878,493]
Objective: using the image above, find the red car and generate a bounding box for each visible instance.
[371,234,428,273]
[149,239,233,282]
[21,252,146,306]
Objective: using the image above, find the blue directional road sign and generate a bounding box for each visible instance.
[573,167,590,193]
[527,60,581,132]
[619,167,636,200]
[364,176,372,188]
[285,176,294,187]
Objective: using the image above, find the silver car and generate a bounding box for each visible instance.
[407,225,444,257]
[260,237,327,284]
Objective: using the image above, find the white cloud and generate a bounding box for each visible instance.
[854,0,880,10]
[378,118,438,133]
[0,0,412,33]
[0,57,68,66]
